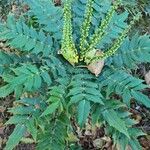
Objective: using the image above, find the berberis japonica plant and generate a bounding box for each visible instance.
[0,0,150,149]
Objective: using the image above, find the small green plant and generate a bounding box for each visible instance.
[0,0,150,150]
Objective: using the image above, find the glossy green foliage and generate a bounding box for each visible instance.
[25,0,63,40]
[0,0,150,150]
[0,15,53,56]
[37,118,68,150]
[5,98,46,148]
[112,34,150,69]
[0,55,66,98]
[99,68,149,107]
[68,69,104,126]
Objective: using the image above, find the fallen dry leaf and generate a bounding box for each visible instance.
[126,145,132,150]
[87,50,104,77]
[23,4,30,13]
[0,137,2,149]
[0,127,5,134]
[102,136,113,150]
[54,0,61,5]
[135,114,142,123]
[139,137,150,150]
[0,106,6,113]
[145,71,150,85]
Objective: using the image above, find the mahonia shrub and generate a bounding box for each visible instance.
[0,0,150,149]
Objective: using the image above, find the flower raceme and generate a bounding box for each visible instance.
[60,0,141,73]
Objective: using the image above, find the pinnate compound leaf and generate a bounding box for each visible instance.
[5,124,26,150]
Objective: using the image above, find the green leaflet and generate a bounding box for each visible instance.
[33,74,42,89]
[41,71,52,86]
[46,84,67,113]
[122,89,132,107]
[102,109,129,138]
[128,128,146,137]
[113,128,145,150]
[41,101,60,116]
[102,100,126,110]
[8,106,35,115]
[0,51,14,75]
[5,115,29,125]
[15,85,23,100]
[129,139,142,150]
[78,100,91,126]
[69,94,85,105]
[0,84,14,98]
[26,119,37,141]
[5,124,26,150]
[131,90,150,108]
[116,135,128,150]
